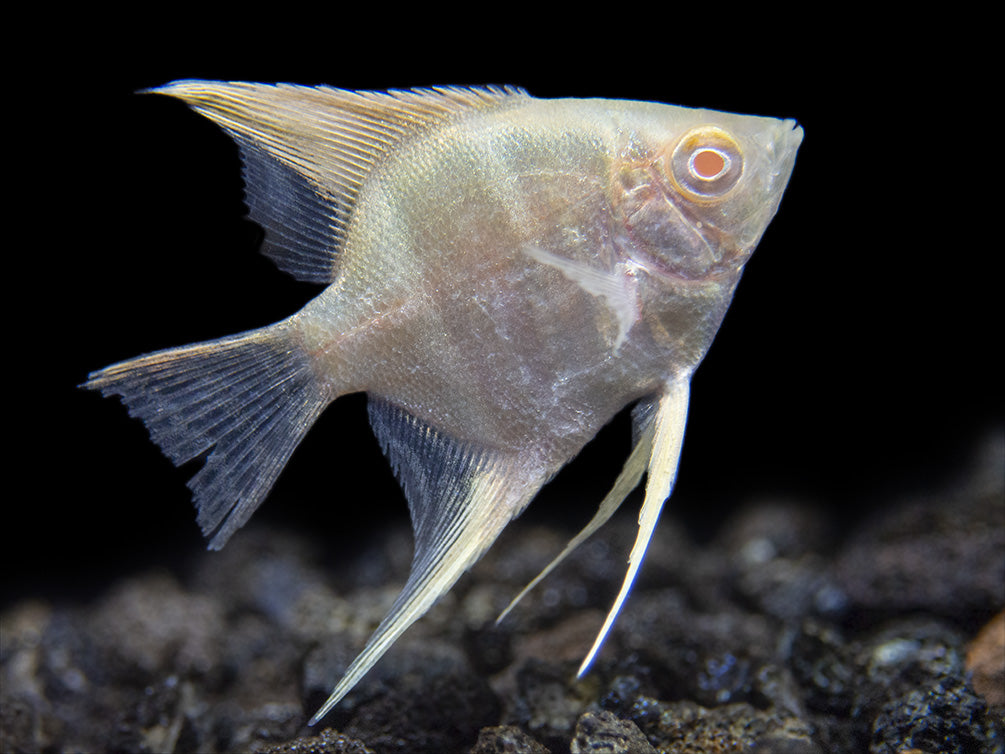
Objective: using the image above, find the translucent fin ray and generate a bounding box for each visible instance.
[151,81,528,283]
[83,323,327,549]
[309,399,547,724]
[578,378,691,676]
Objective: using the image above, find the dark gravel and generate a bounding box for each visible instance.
[3,436,1002,753]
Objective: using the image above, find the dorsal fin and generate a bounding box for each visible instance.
[151,80,528,283]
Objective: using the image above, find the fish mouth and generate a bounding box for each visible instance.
[765,120,804,209]
[771,121,803,197]
[730,119,803,251]
[780,120,804,156]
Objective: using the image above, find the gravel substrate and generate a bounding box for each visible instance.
[3,438,1002,753]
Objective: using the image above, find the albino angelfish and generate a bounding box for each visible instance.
[85,81,802,723]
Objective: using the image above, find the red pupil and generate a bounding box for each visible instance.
[693,149,725,179]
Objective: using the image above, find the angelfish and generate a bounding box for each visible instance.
[85,81,802,723]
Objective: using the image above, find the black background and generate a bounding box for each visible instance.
[7,22,999,606]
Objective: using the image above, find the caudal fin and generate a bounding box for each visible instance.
[84,322,328,549]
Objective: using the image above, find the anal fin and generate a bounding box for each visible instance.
[310,399,548,725]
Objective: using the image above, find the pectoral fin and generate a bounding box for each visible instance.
[496,400,658,624]
[578,377,691,676]
[522,245,638,348]
[309,399,548,724]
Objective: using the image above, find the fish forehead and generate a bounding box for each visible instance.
[430,95,792,144]
[359,96,796,194]
[447,96,801,174]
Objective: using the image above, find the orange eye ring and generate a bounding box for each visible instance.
[668,126,743,201]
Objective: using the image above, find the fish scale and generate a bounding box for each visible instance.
[84,80,802,723]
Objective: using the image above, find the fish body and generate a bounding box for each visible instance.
[86,82,802,722]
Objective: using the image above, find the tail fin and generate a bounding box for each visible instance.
[84,322,328,549]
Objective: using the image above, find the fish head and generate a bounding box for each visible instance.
[611,107,803,284]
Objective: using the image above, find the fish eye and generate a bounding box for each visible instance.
[668,126,743,201]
